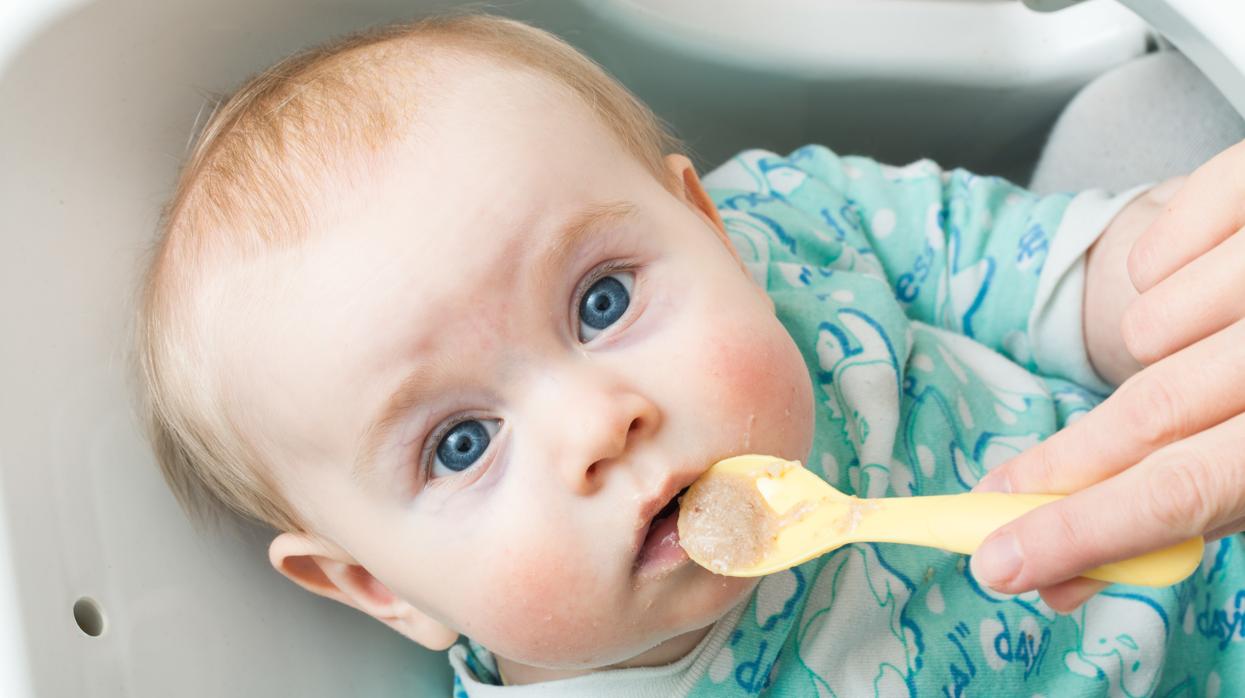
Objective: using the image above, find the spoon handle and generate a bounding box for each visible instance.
[848,492,1204,587]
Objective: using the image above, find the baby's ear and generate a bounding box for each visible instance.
[268,532,459,651]
[663,154,741,266]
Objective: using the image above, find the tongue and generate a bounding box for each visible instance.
[638,510,686,568]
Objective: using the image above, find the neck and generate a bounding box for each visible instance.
[494,624,712,686]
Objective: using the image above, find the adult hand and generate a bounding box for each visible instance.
[970,139,1245,611]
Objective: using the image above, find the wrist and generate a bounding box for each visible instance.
[1083,186,1169,385]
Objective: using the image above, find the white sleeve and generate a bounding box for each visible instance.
[1027,184,1151,394]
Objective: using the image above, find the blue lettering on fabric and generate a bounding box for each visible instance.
[1196,590,1245,650]
[746,210,799,255]
[819,200,865,242]
[988,610,1049,679]
[1016,223,1048,274]
[942,621,977,697]
[718,196,801,256]
[735,639,778,693]
[895,241,935,303]
[820,207,849,241]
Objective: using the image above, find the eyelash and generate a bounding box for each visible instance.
[417,412,495,485]
[571,259,637,341]
[416,258,639,484]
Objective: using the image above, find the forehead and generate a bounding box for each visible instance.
[205,60,662,467]
[371,61,652,254]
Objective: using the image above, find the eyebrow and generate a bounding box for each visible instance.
[350,200,638,484]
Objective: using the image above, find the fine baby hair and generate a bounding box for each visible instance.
[135,13,682,534]
[132,7,811,685]
[123,6,1245,696]
[6,0,1245,695]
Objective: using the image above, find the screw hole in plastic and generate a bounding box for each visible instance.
[73,596,105,637]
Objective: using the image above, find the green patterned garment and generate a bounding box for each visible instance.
[449,146,1245,697]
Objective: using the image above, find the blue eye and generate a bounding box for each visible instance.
[578,271,634,342]
[431,418,500,478]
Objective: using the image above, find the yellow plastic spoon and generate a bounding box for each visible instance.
[677,454,1204,586]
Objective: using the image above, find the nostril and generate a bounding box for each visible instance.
[586,462,598,478]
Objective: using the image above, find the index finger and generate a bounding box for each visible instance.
[974,318,1245,496]
[1129,139,1245,293]
[971,410,1245,593]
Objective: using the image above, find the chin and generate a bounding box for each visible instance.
[676,573,758,629]
[509,575,758,672]
[610,582,757,670]
[628,573,758,658]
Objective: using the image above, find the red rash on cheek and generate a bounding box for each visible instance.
[471,539,614,664]
[702,315,814,457]
[712,338,783,393]
[709,322,806,402]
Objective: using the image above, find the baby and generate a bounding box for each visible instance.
[136,14,1244,695]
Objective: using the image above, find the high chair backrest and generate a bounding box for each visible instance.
[1,1,1239,695]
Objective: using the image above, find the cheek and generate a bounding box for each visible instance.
[701,310,814,461]
[464,533,618,665]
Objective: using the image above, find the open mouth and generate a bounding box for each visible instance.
[635,486,691,571]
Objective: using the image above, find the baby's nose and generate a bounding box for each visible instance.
[537,376,661,495]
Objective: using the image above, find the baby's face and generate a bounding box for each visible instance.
[215,64,813,669]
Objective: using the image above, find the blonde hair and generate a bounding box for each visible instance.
[135,14,683,532]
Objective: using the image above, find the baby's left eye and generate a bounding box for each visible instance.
[577,271,634,342]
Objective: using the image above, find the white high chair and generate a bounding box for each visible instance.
[1,1,1241,695]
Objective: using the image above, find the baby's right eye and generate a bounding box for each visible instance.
[428,418,501,479]
[577,270,635,342]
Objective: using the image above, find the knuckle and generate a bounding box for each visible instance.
[1043,503,1104,571]
[1116,374,1184,449]
[1030,449,1054,492]
[1227,142,1245,195]
[1120,301,1162,365]
[1144,455,1214,535]
[1127,240,1159,294]
[1010,433,1069,494]
[1033,439,1065,492]
[1145,176,1186,206]
[1232,317,1245,345]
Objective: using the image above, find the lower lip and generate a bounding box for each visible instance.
[635,510,689,576]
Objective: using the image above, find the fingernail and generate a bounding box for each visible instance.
[973,472,1011,493]
[971,533,1022,589]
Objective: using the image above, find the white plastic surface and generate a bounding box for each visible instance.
[575,0,1151,179]
[581,0,1149,85]
[0,4,86,694]
[1,2,462,694]
[0,477,31,698]
[1,0,1239,696]
[1119,0,1245,116]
